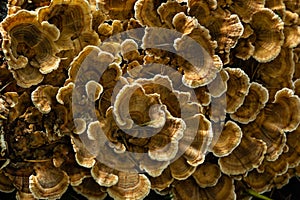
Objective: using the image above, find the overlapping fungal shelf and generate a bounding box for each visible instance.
[0,0,299,199]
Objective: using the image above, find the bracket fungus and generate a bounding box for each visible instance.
[91,161,119,187]
[134,0,163,27]
[172,175,236,200]
[211,120,242,157]
[31,85,58,114]
[192,162,221,188]
[38,0,100,51]
[230,82,269,124]
[0,0,300,199]
[170,156,197,180]
[188,1,244,64]
[71,135,97,168]
[157,1,187,29]
[99,0,137,20]
[0,171,15,193]
[149,167,173,191]
[72,177,107,200]
[107,172,151,200]
[283,125,300,168]
[226,0,265,23]
[251,8,285,62]
[224,68,250,113]
[256,48,295,102]
[243,169,275,193]
[0,10,60,87]
[218,135,267,176]
[29,163,69,199]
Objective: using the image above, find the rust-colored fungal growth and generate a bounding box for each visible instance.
[0,0,299,199]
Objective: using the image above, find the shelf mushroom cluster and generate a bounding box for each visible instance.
[0,0,300,199]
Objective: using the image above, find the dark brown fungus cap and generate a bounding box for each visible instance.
[257,154,289,176]
[201,175,236,200]
[265,0,286,21]
[234,38,255,60]
[181,114,212,167]
[63,159,91,187]
[113,82,163,129]
[56,82,75,114]
[172,12,197,35]
[149,167,174,191]
[211,120,242,157]
[224,68,250,113]
[192,162,221,188]
[230,82,268,124]
[29,163,69,199]
[72,177,107,200]
[98,0,137,20]
[194,86,211,106]
[170,156,196,180]
[250,8,285,62]
[227,0,265,23]
[97,22,113,40]
[8,92,31,122]
[107,172,151,200]
[0,171,15,193]
[266,88,300,132]
[244,169,274,193]
[256,48,294,102]
[66,45,114,85]
[282,126,300,168]
[283,10,298,26]
[242,115,287,162]
[16,191,36,200]
[73,118,87,135]
[147,113,185,162]
[172,175,236,200]
[207,69,229,98]
[272,172,291,190]
[219,136,267,175]
[172,178,201,200]
[284,0,300,13]
[91,161,118,187]
[71,135,96,168]
[120,39,141,62]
